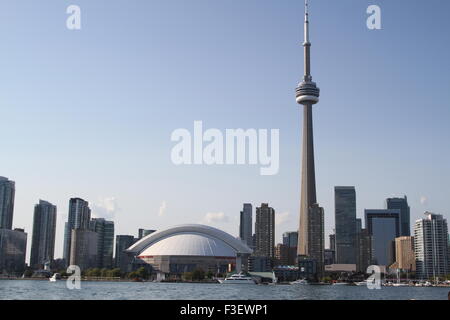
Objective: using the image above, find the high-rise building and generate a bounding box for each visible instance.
[329,233,336,251]
[274,243,289,266]
[295,1,324,279]
[254,203,275,259]
[0,228,27,275]
[283,231,298,247]
[387,196,411,237]
[324,249,335,266]
[0,176,15,230]
[365,209,400,267]
[138,229,156,239]
[394,236,415,272]
[30,200,57,269]
[414,213,449,279]
[334,186,357,264]
[283,231,298,265]
[90,218,114,269]
[70,229,99,271]
[239,204,253,248]
[115,235,136,272]
[0,176,27,275]
[63,198,91,265]
[357,228,373,273]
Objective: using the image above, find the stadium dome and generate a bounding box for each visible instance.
[126,224,252,275]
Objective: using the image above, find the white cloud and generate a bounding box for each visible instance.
[201,212,229,224]
[275,211,291,226]
[158,201,167,217]
[91,197,119,220]
[420,196,428,205]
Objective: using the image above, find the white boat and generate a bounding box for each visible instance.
[49,273,61,282]
[290,279,309,285]
[392,283,409,287]
[354,280,370,286]
[332,282,349,285]
[218,273,256,284]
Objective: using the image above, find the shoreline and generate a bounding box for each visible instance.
[1,278,449,287]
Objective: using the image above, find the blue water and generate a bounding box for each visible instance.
[0,280,448,300]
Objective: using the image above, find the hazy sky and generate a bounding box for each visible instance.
[1,0,449,261]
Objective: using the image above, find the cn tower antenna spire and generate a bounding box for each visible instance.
[302,0,313,82]
[304,0,310,44]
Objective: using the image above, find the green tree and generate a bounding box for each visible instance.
[100,268,108,278]
[23,269,33,278]
[191,269,205,281]
[110,268,121,278]
[136,267,149,280]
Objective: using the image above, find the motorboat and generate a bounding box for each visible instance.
[332,281,349,285]
[49,273,61,282]
[290,279,309,285]
[218,273,256,284]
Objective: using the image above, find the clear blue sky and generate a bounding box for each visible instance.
[1,0,449,261]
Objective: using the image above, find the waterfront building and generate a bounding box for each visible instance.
[365,209,400,267]
[248,256,272,272]
[414,213,449,279]
[393,236,415,272]
[0,228,27,275]
[63,198,91,265]
[0,177,15,230]
[126,224,252,275]
[273,266,300,282]
[387,196,410,237]
[334,186,357,264]
[30,200,57,269]
[356,227,373,273]
[70,229,99,271]
[254,203,275,259]
[282,231,298,265]
[90,218,114,269]
[274,243,289,266]
[239,203,253,248]
[115,235,136,272]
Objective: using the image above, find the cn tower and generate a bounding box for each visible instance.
[296,0,324,277]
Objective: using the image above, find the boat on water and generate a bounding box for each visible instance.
[290,279,309,285]
[354,279,378,286]
[392,283,409,287]
[49,273,61,282]
[218,273,256,284]
[332,281,349,286]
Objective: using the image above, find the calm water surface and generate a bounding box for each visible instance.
[0,280,448,300]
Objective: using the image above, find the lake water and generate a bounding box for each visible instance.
[0,280,448,300]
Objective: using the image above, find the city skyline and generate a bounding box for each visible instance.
[1,174,443,267]
[1,0,450,262]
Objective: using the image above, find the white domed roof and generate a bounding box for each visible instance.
[138,232,236,257]
[127,224,253,257]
